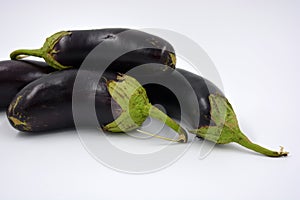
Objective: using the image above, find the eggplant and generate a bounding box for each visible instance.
[6,69,187,142]
[133,68,288,157]
[10,29,176,72]
[0,60,54,108]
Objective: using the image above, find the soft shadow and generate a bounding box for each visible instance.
[194,137,260,156]
[16,127,76,138]
[98,130,185,146]
[0,110,6,114]
[15,126,129,139]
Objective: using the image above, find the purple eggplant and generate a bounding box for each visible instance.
[134,68,288,157]
[10,29,176,72]
[6,69,187,142]
[0,60,54,108]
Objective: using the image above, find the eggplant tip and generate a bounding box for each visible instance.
[8,116,31,131]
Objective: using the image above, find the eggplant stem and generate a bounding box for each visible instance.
[189,94,289,157]
[103,74,188,143]
[10,48,44,60]
[148,106,187,143]
[10,31,72,70]
[234,132,289,157]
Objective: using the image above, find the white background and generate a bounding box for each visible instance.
[0,0,299,199]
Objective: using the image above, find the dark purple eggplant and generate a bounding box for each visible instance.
[10,29,176,72]
[132,68,288,157]
[6,69,187,142]
[0,60,55,108]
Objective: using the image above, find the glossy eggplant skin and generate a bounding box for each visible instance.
[0,60,54,108]
[7,69,121,132]
[54,28,176,72]
[138,68,223,129]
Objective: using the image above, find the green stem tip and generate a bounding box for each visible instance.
[234,132,288,157]
[10,31,72,70]
[10,48,44,59]
[189,94,289,157]
[103,74,188,143]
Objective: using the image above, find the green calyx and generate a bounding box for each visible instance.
[10,31,72,70]
[164,52,176,70]
[103,74,187,143]
[190,94,288,157]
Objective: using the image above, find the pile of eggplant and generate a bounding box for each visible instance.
[1,28,288,157]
